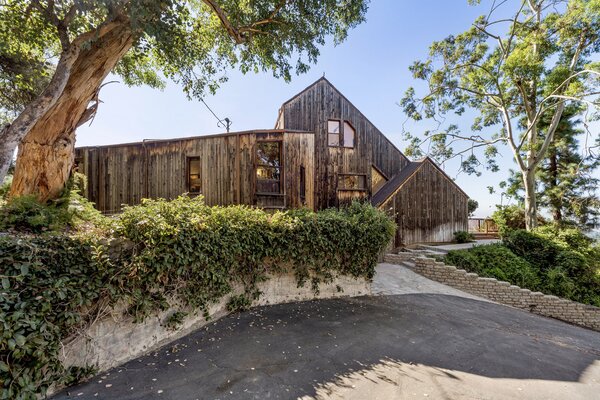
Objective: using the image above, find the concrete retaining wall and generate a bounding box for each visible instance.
[60,273,370,375]
[385,255,600,331]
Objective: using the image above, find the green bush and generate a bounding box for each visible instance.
[448,228,600,307]
[0,175,11,200]
[502,229,559,271]
[0,235,126,399]
[445,244,540,289]
[0,173,104,233]
[492,205,546,235]
[453,230,474,243]
[0,197,395,399]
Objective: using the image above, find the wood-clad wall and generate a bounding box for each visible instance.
[75,131,315,213]
[380,160,469,246]
[280,78,409,209]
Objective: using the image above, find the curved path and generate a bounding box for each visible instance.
[54,264,600,400]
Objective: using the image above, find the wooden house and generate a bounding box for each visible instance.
[75,78,469,246]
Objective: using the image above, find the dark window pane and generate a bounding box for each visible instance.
[256,142,281,167]
[188,158,201,193]
[343,122,355,148]
[256,180,281,193]
[300,165,306,201]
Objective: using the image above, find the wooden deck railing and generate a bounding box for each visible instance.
[468,218,499,233]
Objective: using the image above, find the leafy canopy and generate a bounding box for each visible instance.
[0,0,369,110]
[400,0,600,177]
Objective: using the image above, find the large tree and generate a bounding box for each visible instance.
[0,0,368,201]
[504,106,600,227]
[401,0,600,230]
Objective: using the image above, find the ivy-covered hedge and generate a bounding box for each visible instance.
[0,197,395,399]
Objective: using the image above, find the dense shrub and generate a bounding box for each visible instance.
[0,235,125,399]
[0,175,11,200]
[0,197,395,399]
[445,244,540,289]
[445,228,600,307]
[0,173,104,233]
[491,205,546,235]
[453,230,474,243]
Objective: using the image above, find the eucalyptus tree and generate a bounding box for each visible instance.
[401,0,600,230]
[0,0,368,201]
[504,106,600,227]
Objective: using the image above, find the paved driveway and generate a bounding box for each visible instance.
[53,264,600,400]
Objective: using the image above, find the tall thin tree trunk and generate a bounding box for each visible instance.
[548,149,562,221]
[9,24,132,202]
[523,169,538,230]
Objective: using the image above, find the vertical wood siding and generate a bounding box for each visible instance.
[280,79,409,209]
[75,131,315,213]
[380,161,469,246]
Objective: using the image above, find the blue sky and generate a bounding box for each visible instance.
[75,0,596,218]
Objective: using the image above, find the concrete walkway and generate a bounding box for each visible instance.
[419,239,501,254]
[372,262,490,302]
[52,264,600,400]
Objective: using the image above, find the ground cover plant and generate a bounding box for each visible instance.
[0,196,395,399]
[445,226,600,307]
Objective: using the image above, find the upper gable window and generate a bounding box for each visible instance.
[343,121,355,148]
[328,120,340,146]
[328,119,355,148]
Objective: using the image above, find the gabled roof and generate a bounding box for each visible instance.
[371,161,423,207]
[277,77,409,164]
[371,157,469,207]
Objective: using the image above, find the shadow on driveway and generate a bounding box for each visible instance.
[53,294,600,399]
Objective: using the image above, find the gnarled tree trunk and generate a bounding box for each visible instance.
[8,23,133,202]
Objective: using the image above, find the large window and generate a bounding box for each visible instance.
[187,157,201,194]
[328,119,355,148]
[337,174,367,191]
[256,141,282,193]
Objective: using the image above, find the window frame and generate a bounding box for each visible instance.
[186,156,202,195]
[327,119,356,149]
[370,164,389,194]
[299,165,306,203]
[255,140,284,195]
[336,173,368,192]
[342,120,356,148]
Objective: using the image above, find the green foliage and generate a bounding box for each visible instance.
[503,228,600,306]
[453,230,474,243]
[1,0,369,121]
[502,107,600,228]
[467,199,478,217]
[0,197,394,399]
[492,205,546,235]
[446,226,600,306]
[445,244,540,288]
[0,174,104,233]
[401,0,600,228]
[0,175,11,200]
[163,311,189,331]
[0,235,124,399]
